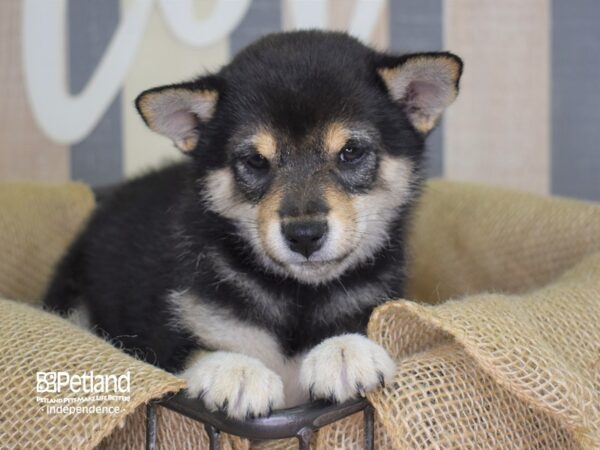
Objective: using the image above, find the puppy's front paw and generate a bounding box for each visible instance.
[300,334,395,403]
[181,351,284,420]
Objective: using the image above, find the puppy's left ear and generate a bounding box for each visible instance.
[378,53,463,134]
[135,77,221,153]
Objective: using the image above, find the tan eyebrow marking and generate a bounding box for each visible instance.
[324,122,350,154]
[253,129,277,159]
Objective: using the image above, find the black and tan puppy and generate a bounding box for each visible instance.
[44,31,462,419]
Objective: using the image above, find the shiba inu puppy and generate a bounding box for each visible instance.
[44,31,462,420]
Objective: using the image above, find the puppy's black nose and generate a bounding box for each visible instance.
[282,220,327,258]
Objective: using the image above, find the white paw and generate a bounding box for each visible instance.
[181,351,285,420]
[300,334,396,403]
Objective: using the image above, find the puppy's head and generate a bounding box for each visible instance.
[136,31,462,284]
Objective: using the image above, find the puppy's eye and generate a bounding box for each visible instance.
[245,154,269,171]
[338,145,366,164]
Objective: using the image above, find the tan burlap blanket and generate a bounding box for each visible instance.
[0,180,598,449]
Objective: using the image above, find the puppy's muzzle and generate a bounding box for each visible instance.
[281,220,328,258]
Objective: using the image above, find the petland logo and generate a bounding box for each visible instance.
[36,371,131,394]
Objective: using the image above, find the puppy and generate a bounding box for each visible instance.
[44,31,462,420]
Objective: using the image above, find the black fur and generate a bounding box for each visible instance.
[44,31,461,374]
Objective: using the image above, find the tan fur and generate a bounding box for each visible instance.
[176,135,199,153]
[351,156,414,261]
[203,168,256,221]
[324,185,357,257]
[378,154,414,193]
[253,129,277,159]
[257,188,285,262]
[204,169,292,278]
[411,116,437,134]
[323,122,349,155]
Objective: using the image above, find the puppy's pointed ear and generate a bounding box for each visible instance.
[378,53,463,134]
[135,77,221,153]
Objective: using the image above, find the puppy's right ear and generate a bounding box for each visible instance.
[135,77,221,153]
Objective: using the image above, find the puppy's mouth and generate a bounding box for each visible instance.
[269,254,349,269]
[294,255,350,266]
[266,250,357,284]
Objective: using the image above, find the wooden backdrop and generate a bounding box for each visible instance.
[1,0,598,200]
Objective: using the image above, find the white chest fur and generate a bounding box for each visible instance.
[169,291,307,406]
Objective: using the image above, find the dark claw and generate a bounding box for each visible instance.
[267,402,274,416]
[246,411,255,420]
[219,399,229,414]
[356,382,366,398]
[377,371,386,388]
[309,384,315,402]
[197,389,206,400]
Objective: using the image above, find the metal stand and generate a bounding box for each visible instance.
[146,403,157,450]
[205,424,221,450]
[363,404,375,450]
[296,427,314,450]
[146,391,375,450]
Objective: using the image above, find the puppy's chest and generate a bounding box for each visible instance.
[237,280,390,354]
[172,280,388,403]
[176,276,388,351]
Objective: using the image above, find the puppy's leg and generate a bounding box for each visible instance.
[300,334,395,403]
[180,350,285,420]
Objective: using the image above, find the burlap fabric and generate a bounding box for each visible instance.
[0,182,94,304]
[0,180,598,449]
[0,299,186,449]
